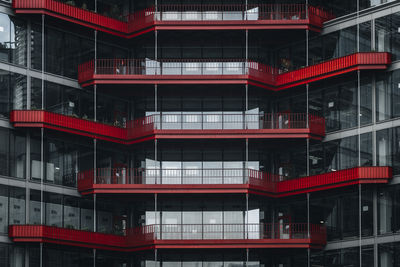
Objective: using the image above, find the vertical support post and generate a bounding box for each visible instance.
[93,27,98,192]
[305,0,309,19]
[373,187,378,267]
[41,14,45,111]
[155,84,158,127]
[245,30,249,63]
[25,245,29,267]
[245,0,248,20]
[155,30,158,61]
[372,73,377,166]
[246,248,249,267]
[245,84,248,129]
[306,27,310,213]
[94,139,97,184]
[154,248,158,266]
[155,26,159,141]
[246,193,249,239]
[306,28,309,129]
[155,193,158,240]
[307,192,310,238]
[94,30,98,123]
[27,19,32,109]
[371,19,376,51]
[357,0,360,53]
[94,30,97,75]
[359,183,362,267]
[358,69,361,167]
[307,138,310,177]
[245,138,249,183]
[155,139,158,184]
[307,191,310,267]
[94,194,97,232]
[93,248,96,267]
[26,133,30,224]
[40,14,45,267]
[40,243,43,267]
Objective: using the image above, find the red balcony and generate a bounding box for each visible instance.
[9,223,327,251]
[9,225,127,251]
[10,110,127,144]
[13,0,129,37]
[13,1,334,38]
[78,53,391,90]
[10,110,325,144]
[77,166,392,196]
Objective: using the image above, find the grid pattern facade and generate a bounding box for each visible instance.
[0,0,400,266]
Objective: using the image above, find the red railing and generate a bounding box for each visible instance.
[79,59,253,82]
[9,223,327,250]
[13,0,128,34]
[127,223,326,242]
[78,53,391,88]
[126,112,325,133]
[14,1,334,37]
[9,225,127,249]
[277,166,393,194]
[126,112,325,140]
[308,6,335,27]
[153,4,310,21]
[11,110,325,144]
[10,110,126,142]
[77,166,392,196]
[276,52,392,87]
[78,168,281,188]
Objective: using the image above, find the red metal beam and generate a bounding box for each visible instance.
[77,53,391,90]
[13,1,333,38]
[9,223,327,251]
[77,166,392,197]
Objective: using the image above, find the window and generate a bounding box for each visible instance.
[0,129,26,179]
[375,12,400,61]
[0,13,26,66]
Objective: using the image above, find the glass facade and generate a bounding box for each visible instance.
[0,0,399,266]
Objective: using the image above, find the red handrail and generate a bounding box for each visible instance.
[127,222,326,242]
[77,166,392,196]
[276,52,392,86]
[78,53,391,87]
[13,0,128,32]
[9,223,327,245]
[14,1,334,37]
[11,110,326,143]
[11,110,126,141]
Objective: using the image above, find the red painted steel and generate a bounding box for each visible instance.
[13,1,334,37]
[13,0,128,37]
[10,110,127,143]
[9,223,326,251]
[9,224,127,251]
[78,53,391,89]
[10,110,325,144]
[77,166,392,196]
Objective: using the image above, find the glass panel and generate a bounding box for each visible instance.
[45,193,62,227]
[0,185,8,233]
[360,77,372,126]
[9,187,25,226]
[376,70,400,122]
[375,12,400,61]
[378,187,393,235]
[64,197,80,229]
[80,198,94,231]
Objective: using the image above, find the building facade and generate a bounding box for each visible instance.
[0,0,399,266]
